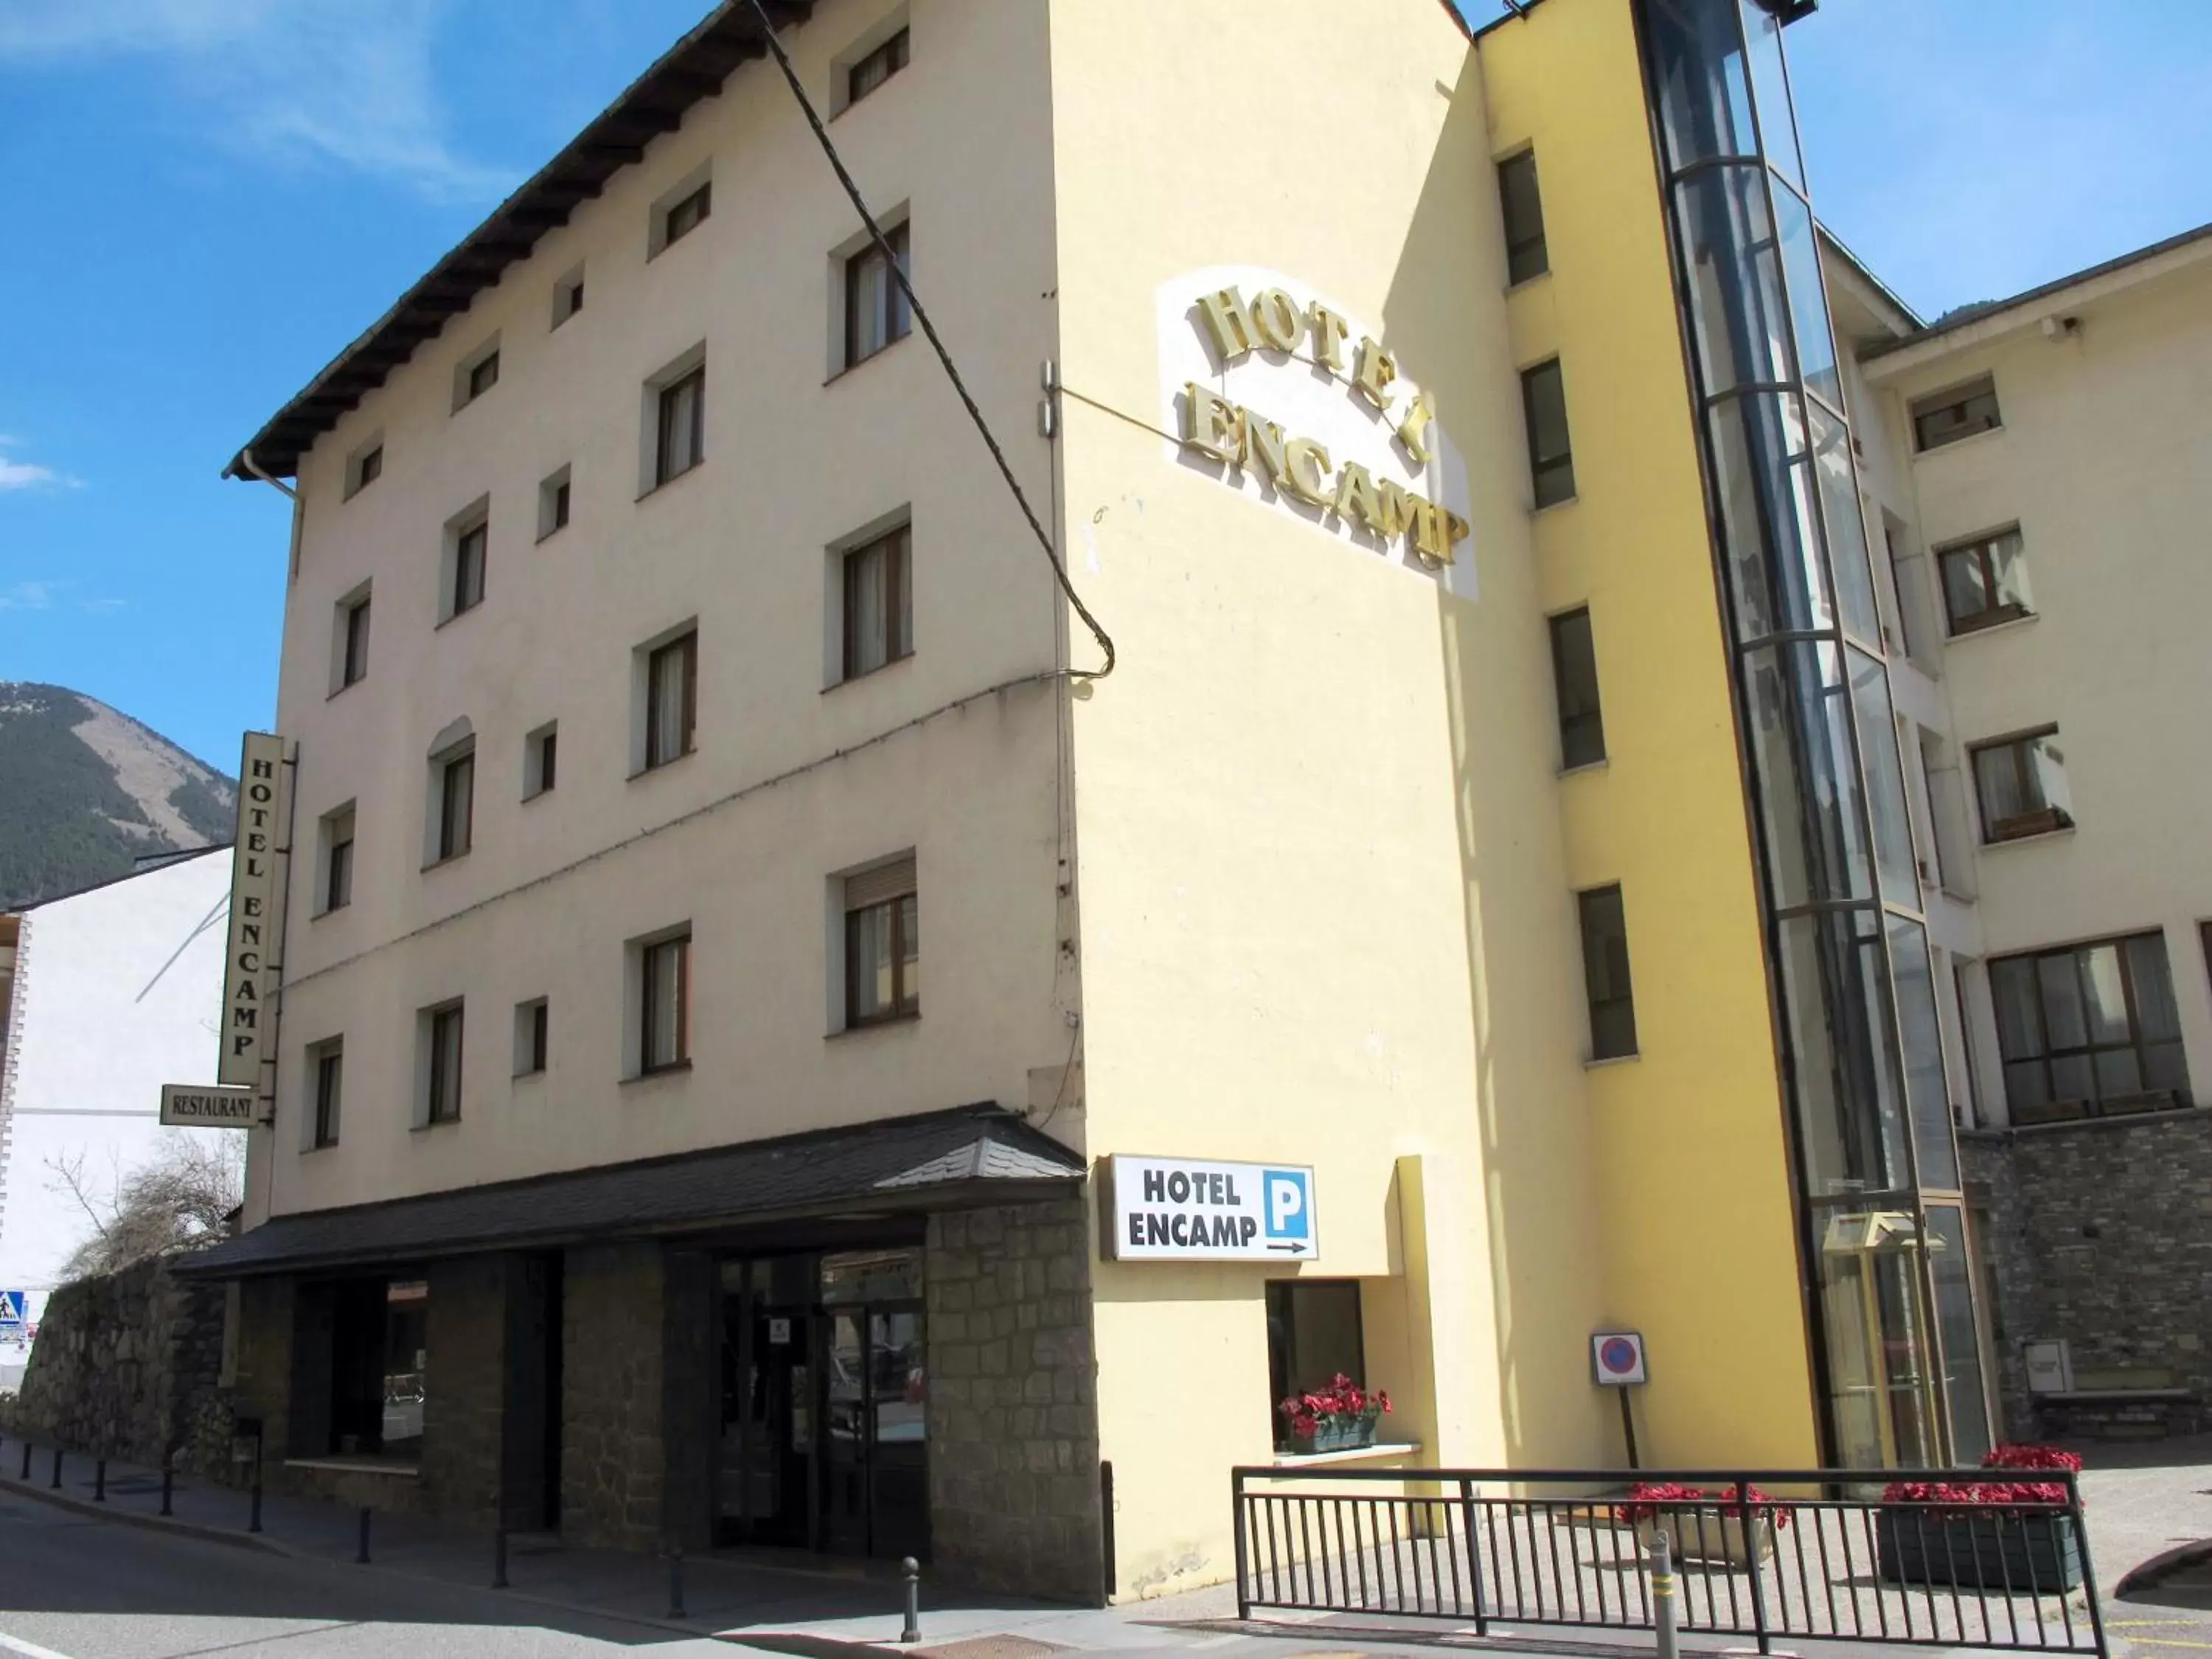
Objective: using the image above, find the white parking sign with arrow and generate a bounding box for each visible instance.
[1102,1155,1319,1262]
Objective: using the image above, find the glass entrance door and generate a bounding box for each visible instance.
[717,1261,815,1548]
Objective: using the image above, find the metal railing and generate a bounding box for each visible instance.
[1232,1466,2106,1658]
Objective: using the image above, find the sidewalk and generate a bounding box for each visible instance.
[0,1439,1173,1651]
[2070,1432,2212,1591]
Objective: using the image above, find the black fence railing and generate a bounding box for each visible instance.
[1231,1467,2106,1658]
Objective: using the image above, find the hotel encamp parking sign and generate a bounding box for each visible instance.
[1101,1155,1318,1262]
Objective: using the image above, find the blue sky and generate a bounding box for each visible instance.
[1,0,2206,773]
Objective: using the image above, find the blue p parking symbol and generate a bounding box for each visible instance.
[1262,1169,1312,1251]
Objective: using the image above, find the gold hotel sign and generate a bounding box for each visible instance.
[1177,282,1470,569]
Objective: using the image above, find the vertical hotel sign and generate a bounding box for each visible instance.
[218,733,288,1088]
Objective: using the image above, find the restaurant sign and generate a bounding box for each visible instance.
[160,1084,260,1128]
[218,732,289,1087]
[1101,1155,1318,1262]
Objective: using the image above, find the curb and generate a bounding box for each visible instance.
[2116,1538,2212,1597]
[0,1472,288,1556]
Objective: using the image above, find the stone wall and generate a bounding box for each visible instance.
[1964,1109,2212,1436]
[561,1241,673,1551]
[925,1197,1102,1604]
[421,1256,508,1529]
[4,1256,226,1464]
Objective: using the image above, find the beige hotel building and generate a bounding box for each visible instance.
[189,0,2212,1604]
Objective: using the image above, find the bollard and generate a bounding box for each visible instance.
[667,1540,686,1621]
[901,1557,922,1645]
[357,1506,372,1564]
[49,1448,63,1491]
[18,1439,29,1481]
[95,1459,107,1503]
[161,1450,175,1517]
[493,1526,509,1590]
[1651,1528,1678,1659]
[248,1466,263,1534]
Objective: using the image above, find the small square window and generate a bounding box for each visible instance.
[1521,358,1575,509]
[644,632,698,770]
[1497,149,1548,286]
[655,368,705,486]
[346,442,383,499]
[524,723,558,799]
[514,998,549,1077]
[664,183,711,248]
[453,338,502,412]
[538,466,572,540]
[1970,726,2071,843]
[846,27,909,106]
[309,1039,344,1150]
[1911,375,2001,453]
[843,222,911,370]
[640,933,692,1074]
[422,1002,465,1125]
[844,855,919,1027]
[319,803,356,915]
[1578,884,1638,1061]
[841,525,913,681]
[1938,527,2033,635]
[552,267,585,329]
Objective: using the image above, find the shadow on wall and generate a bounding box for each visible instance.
[1381,42,1614,1470]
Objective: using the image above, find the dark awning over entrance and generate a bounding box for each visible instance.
[178,1105,1083,1280]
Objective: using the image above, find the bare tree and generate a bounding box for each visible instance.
[46,1135,245,1281]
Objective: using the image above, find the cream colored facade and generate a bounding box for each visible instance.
[204,0,2079,1604]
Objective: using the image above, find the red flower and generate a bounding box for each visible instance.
[1276,1372,1393,1430]
[1882,1447,2078,1514]
[1615,1481,1792,1531]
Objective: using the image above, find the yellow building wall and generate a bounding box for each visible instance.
[1047,0,1616,1601]
[1475,0,1822,1467]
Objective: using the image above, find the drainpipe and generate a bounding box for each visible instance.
[235,448,296,500]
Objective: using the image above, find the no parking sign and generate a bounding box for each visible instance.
[1591,1329,1647,1387]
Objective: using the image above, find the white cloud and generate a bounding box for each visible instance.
[0,0,512,204]
[0,582,57,611]
[0,438,78,493]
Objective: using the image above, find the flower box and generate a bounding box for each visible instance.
[1633,1510,1776,1570]
[1874,1509,2081,1593]
[1286,1416,1379,1456]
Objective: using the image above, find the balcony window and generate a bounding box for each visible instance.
[1991,933,2190,1122]
[844,222,911,369]
[844,855,919,1027]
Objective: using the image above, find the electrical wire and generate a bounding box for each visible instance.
[741,0,1114,680]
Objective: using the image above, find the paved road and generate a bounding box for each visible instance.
[0,1491,731,1659]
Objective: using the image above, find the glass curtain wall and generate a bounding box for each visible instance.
[1634,0,1988,1467]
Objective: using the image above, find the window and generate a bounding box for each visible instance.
[844,855,919,1026]
[1498,149,1548,285]
[319,804,355,914]
[346,442,383,498]
[1990,933,2191,1123]
[1969,726,2071,843]
[320,1278,426,1461]
[842,525,913,680]
[524,723,557,799]
[844,221,911,369]
[1548,607,1604,770]
[640,933,692,1073]
[655,366,705,486]
[846,26,909,105]
[552,267,585,328]
[513,998,549,1077]
[424,1003,465,1124]
[1911,375,2001,453]
[310,1040,342,1150]
[1265,1281,1366,1452]
[1520,358,1575,509]
[338,591,371,689]
[663,182,711,248]
[454,339,501,411]
[434,745,475,861]
[1578,884,1638,1060]
[644,632,698,769]
[450,519,488,618]
[538,467,571,540]
[1938,528,2033,635]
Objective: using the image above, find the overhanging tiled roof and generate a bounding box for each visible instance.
[176,1105,1083,1279]
[223,0,814,482]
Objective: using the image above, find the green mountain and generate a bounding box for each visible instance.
[0,684,236,910]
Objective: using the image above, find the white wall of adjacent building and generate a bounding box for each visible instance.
[0,849,239,1371]
[1855,237,2212,1129]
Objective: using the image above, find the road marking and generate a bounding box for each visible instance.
[0,1629,78,1659]
[2126,1641,2212,1650]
